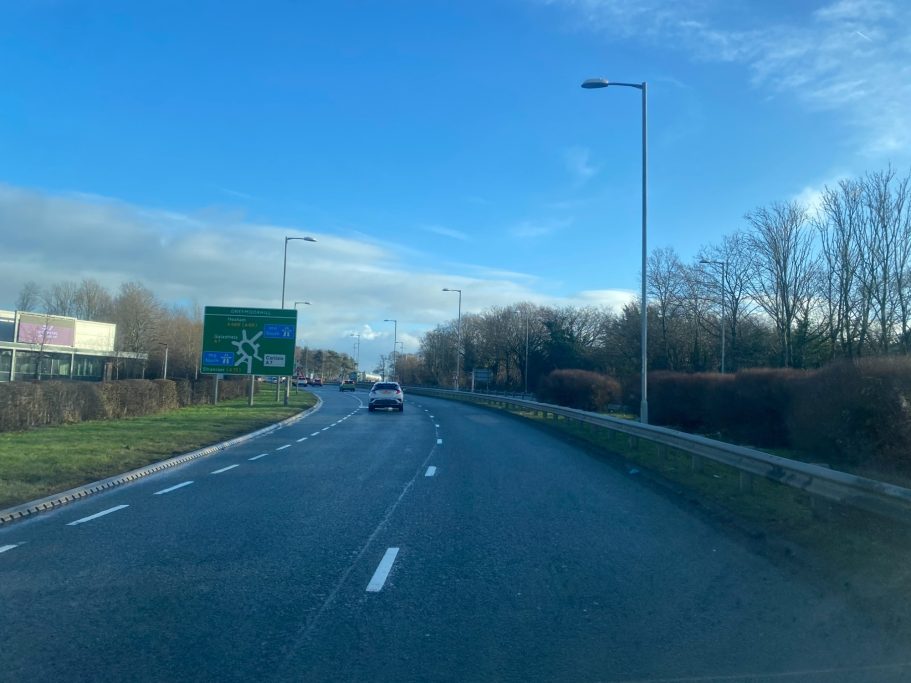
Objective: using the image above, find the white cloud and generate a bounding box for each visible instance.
[510,217,573,238]
[544,0,911,155]
[563,145,599,182]
[0,184,620,364]
[423,225,470,241]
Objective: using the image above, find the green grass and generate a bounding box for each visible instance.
[0,383,316,509]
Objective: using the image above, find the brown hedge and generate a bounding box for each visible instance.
[0,377,251,432]
[649,358,911,474]
[537,369,621,412]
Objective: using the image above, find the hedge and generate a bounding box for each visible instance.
[0,377,251,432]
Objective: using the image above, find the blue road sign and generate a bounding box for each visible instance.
[264,324,295,339]
[203,351,235,366]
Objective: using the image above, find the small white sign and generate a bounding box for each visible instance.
[264,354,286,367]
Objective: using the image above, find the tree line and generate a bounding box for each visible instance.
[409,165,911,391]
[13,279,353,380]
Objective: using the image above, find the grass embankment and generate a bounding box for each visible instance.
[449,394,911,628]
[0,384,316,510]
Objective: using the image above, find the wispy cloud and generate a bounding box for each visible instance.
[510,217,573,238]
[563,145,599,183]
[213,185,255,201]
[544,0,911,154]
[423,225,470,241]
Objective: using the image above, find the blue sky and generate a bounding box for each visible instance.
[2,0,909,366]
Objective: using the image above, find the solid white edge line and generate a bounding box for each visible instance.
[0,544,19,553]
[297,437,308,442]
[66,504,129,526]
[211,464,240,474]
[425,466,437,477]
[276,444,291,451]
[154,481,194,495]
[249,453,268,461]
[366,547,400,592]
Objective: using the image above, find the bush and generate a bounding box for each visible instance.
[789,358,911,473]
[0,377,252,432]
[537,369,621,412]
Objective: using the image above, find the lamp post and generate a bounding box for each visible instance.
[582,76,649,423]
[384,319,397,381]
[160,342,169,380]
[293,301,311,390]
[350,333,360,377]
[280,235,316,405]
[442,288,462,390]
[524,313,529,396]
[700,259,727,374]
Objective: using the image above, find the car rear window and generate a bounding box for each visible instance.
[374,383,399,390]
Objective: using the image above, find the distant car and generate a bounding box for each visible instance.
[311,378,322,386]
[339,379,356,392]
[294,376,309,387]
[368,382,404,412]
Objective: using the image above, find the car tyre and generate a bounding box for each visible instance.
[368,405,375,412]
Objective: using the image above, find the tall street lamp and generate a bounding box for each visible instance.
[281,236,317,309]
[350,333,360,375]
[294,301,311,380]
[279,236,316,405]
[384,319,397,381]
[442,288,462,390]
[159,342,169,380]
[582,76,649,423]
[700,259,727,374]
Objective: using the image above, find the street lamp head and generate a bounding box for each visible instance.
[581,78,610,89]
[286,235,317,243]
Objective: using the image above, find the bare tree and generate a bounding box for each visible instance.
[113,281,162,354]
[45,281,80,317]
[16,281,44,312]
[647,247,686,370]
[746,201,818,367]
[74,278,114,321]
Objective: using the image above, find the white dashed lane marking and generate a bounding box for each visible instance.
[437,438,443,445]
[66,505,129,526]
[321,427,331,431]
[249,453,268,461]
[211,464,240,474]
[297,437,308,443]
[154,481,194,495]
[311,432,321,437]
[366,547,400,592]
[0,544,19,554]
[276,444,291,451]
[425,466,437,477]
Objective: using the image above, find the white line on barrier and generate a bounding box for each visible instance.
[67,505,129,526]
[211,464,240,474]
[366,547,400,592]
[154,481,194,495]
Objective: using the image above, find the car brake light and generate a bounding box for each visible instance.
[395,389,401,394]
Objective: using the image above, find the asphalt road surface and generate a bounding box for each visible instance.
[2,387,909,682]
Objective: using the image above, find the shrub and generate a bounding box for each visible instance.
[537,369,621,412]
[789,358,911,473]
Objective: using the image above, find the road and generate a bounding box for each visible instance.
[1,387,909,682]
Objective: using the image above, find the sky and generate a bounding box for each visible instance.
[1,0,910,369]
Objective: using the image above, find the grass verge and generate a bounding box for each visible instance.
[0,384,316,510]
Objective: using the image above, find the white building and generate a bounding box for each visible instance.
[0,310,147,381]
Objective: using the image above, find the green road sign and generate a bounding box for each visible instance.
[201,306,296,376]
